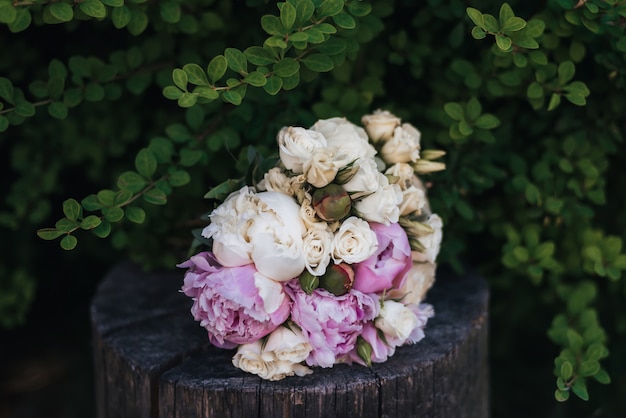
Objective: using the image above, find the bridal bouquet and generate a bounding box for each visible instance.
[178,110,445,380]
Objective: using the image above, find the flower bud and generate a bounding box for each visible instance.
[334,162,360,185]
[356,336,373,367]
[318,263,354,296]
[298,270,320,294]
[312,183,352,222]
[420,149,447,161]
[399,217,434,237]
[412,160,446,174]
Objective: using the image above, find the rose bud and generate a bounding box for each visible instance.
[312,183,352,222]
[298,270,320,295]
[318,263,355,296]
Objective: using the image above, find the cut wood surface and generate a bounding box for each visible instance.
[91,262,489,418]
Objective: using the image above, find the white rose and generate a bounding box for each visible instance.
[341,158,381,195]
[387,261,436,305]
[302,225,333,276]
[361,109,401,143]
[202,186,258,267]
[399,185,426,216]
[311,117,376,164]
[381,123,421,164]
[268,360,313,381]
[375,300,419,344]
[331,216,378,264]
[304,147,340,188]
[411,214,443,263]
[232,340,277,380]
[248,191,307,281]
[354,176,403,225]
[264,326,313,363]
[278,126,327,173]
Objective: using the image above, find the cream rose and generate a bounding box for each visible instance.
[386,261,436,305]
[361,109,401,142]
[263,325,313,363]
[411,214,443,263]
[341,158,381,195]
[354,177,403,225]
[381,123,421,164]
[232,340,312,381]
[385,163,415,190]
[331,216,378,264]
[304,147,340,188]
[399,185,426,216]
[257,167,293,195]
[302,225,333,276]
[375,300,419,343]
[278,126,327,173]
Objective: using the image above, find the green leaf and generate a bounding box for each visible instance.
[81,194,103,211]
[102,0,124,6]
[471,26,486,39]
[8,8,32,32]
[466,7,484,29]
[111,5,131,28]
[347,1,371,17]
[183,63,210,86]
[302,54,334,72]
[80,0,107,18]
[261,14,283,35]
[55,218,77,232]
[207,55,228,83]
[244,71,267,87]
[37,228,65,240]
[527,82,543,99]
[160,0,181,23]
[565,92,586,106]
[102,207,124,223]
[225,48,247,74]
[244,46,276,66]
[547,93,561,111]
[295,0,315,25]
[80,215,102,230]
[172,68,188,91]
[92,221,111,238]
[475,114,500,129]
[273,58,300,77]
[163,86,183,100]
[177,92,197,108]
[280,1,296,31]
[0,116,8,132]
[143,189,167,205]
[149,137,174,163]
[593,369,611,384]
[444,102,463,121]
[571,378,589,401]
[495,34,512,51]
[0,0,16,24]
[84,83,105,101]
[498,3,514,24]
[126,206,146,224]
[502,17,526,32]
[60,235,78,251]
[135,149,157,178]
[558,60,575,85]
[317,0,343,17]
[0,77,14,103]
[316,23,337,34]
[118,171,147,193]
[127,9,148,35]
[579,360,600,377]
[168,169,191,187]
[263,75,282,95]
[179,148,203,166]
[15,101,35,117]
[554,389,570,402]
[332,11,356,29]
[525,19,545,37]
[465,97,481,121]
[48,102,68,120]
[48,2,73,22]
[483,14,499,32]
[222,90,242,105]
[193,86,219,100]
[560,361,573,379]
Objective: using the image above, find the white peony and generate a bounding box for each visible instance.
[277,126,327,173]
[248,191,307,282]
[375,300,419,344]
[353,176,403,225]
[411,214,443,264]
[381,123,421,164]
[331,216,378,264]
[361,109,401,143]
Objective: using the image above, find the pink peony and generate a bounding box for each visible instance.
[285,280,378,368]
[352,222,412,294]
[178,252,291,349]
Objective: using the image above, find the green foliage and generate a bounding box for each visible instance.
[2,0,626,416]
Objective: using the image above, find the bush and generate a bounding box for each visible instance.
[1,0,625,416]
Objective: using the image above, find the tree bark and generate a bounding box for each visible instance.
[91,262,489,418]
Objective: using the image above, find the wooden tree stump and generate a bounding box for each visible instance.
[91,262,489,418]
